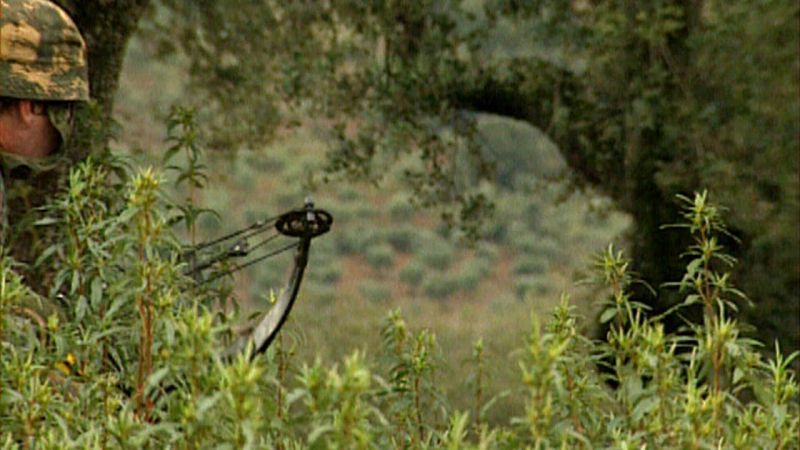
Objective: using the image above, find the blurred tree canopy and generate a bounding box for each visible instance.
[9,1,798,352]
[146,0,800,354]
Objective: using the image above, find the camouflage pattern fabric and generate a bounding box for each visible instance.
[0,0,89,102]
[0,167,5,245]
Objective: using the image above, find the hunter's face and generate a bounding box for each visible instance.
[21,109,61,158]
[0,100,61,158]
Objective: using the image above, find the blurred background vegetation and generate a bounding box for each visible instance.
[4,0,796,425]
[100,0,798,420]
[114,33,629,420]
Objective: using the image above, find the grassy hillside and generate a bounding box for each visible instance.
[113,35,628,421]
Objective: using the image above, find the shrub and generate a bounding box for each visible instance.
[522,200,543,231]
[399,260,426,286]
[418,238,453,271]
[515,233,540,253]
[533,236,562,263]
[475,242,499,262]
[516,234,563,264]
[388,194,415,221]
[384,226,418,253]
[457,258,492,291]
[1,157,796,449]
[308,262,342,285]
[365,243,395,270]
[334,228,381,255]
[483,219,508,243]
[246,152,285,173]
[514,256,547,275]
[423,273,460,300]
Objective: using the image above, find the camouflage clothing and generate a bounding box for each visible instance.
[0,0,89,101]
[0,0,89,243]
[0,168,5,243]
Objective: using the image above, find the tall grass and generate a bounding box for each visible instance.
[1,154,796,447]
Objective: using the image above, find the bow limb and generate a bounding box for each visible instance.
[219,200,332,361]
[223,235,310,361]
[249,234,310,357]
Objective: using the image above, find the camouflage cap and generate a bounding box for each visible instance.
[0,0,89,102]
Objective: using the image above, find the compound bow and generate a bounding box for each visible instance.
[184,198,332,360]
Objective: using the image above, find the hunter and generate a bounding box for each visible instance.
[0,0,90,242]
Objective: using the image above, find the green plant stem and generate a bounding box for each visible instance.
[135,207,154,420]
[414,373,424,445]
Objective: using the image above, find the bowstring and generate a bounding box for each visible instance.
[184,212,292,282]
[200,241,299,285]
[190,212,284,252]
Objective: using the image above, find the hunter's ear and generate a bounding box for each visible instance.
[15,101,39,127]
[14,101,49,127]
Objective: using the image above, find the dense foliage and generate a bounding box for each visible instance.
[1,1,797,446]
[0,0,789,370]
[1,157,797,448]
[136,0,799,355]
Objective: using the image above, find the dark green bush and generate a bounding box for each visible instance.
[308,261,342,285]
[388,194,415,221]
[455,269,482,292]
[423,273,460,300]
[418,238,454,271]
[514,256,547,276]
[365,243,395,270]
[399,260,426,287]
[334,228,381,255]
[515,234,540,254]
[457,258,492,291]
[475,242,500,262]
[384,226,418,253]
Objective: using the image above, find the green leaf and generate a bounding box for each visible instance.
[631,396,658,422]
[197,392,222,416]
[733,367,744,385]
[75,295,89,321]
[286,388,306,407]
[307,424,334,445]
[90,277,104,309]
[599,307,618,324]
[33,216,60,226]
[145,367,170,395]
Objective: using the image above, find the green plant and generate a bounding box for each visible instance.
[423,274,460,300]
[308,262,342,286]
[456,258,490,292]
[2,161,798,450]
[388,194,415,221]
[399,261,426,287]
[163,105,216,246]
[335,229,381,255]
[365,243,395,271]
[514,256,547,276]
[418,238,454,272]
[384,226,418,253]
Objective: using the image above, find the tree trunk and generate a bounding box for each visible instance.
[452,1,702,318]
[55,0,152,154]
